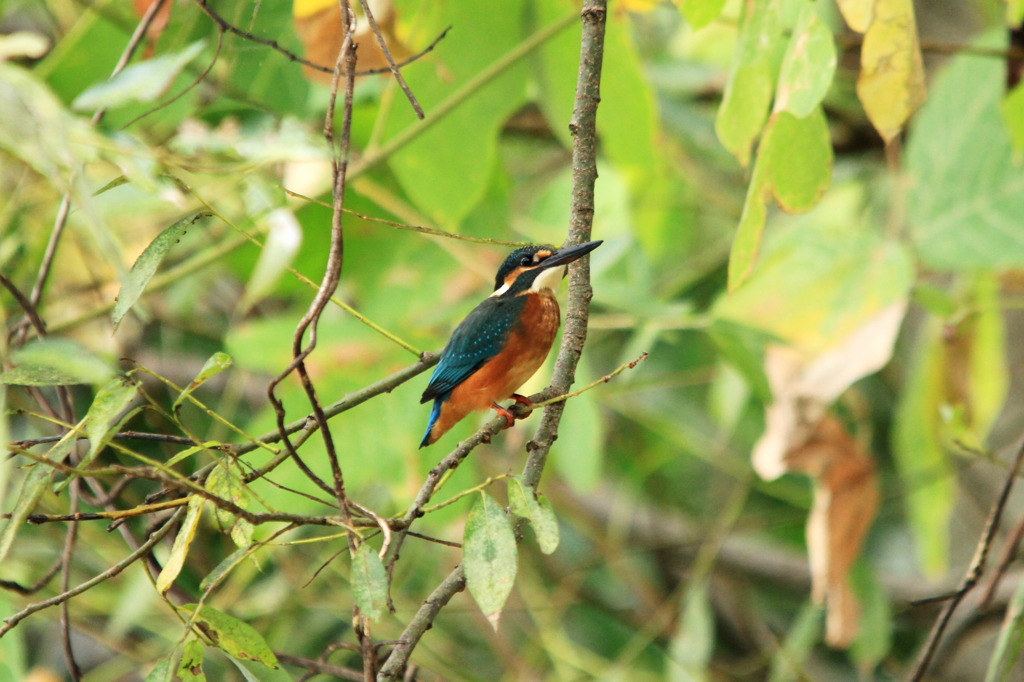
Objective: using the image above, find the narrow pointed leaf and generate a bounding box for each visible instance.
[156,496,204,595]
[351,542,388,621]
[72,41,206,111]
[463,493,518,618]
[113,213,207,329]
[0,428,81,564]
[180,604,280,668]
[174,352,233,412]
[84,377,138,464]
[0,338,113,386]
[985,574,1024,682]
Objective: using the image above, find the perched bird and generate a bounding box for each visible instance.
[419,240,603,447]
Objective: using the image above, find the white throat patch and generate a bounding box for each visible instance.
[531,265,566,293]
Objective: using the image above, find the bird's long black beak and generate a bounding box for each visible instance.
[540,240,603,269]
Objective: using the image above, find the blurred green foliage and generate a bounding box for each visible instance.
[1,0,1024,680]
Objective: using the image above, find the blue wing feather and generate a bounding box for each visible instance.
[420,296,525,403]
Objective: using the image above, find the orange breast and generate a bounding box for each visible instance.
[432,293,560,438]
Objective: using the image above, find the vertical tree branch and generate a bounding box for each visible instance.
[521,0,606,488]
[376,2,608,678]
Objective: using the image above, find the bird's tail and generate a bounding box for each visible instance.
[420,400,442,448]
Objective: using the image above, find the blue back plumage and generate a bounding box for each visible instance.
[421,295,527,404]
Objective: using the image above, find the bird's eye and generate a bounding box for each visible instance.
[520,255,532,266]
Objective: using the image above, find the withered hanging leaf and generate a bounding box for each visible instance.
[752,301,907,480]
[786,416,879,648]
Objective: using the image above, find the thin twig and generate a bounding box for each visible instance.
[193,0,449,77]
[355,0,423,118]
[280,187,530,247]
[0,508,183,638]
[907,437,1024,682]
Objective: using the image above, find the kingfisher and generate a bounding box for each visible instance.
[419,240,603,447]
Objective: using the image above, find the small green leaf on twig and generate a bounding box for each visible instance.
[113,213,209,329]
[174,352,233,412]
[463,492,518,628]
[180,604,280,668]
[507,478,559,554]
[352,542,389,621]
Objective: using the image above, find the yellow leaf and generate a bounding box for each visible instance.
[156,496,204,595]
[620,0,661,12]
[856,0,926,142]
[835,0,872,33]
[293,0,336,20]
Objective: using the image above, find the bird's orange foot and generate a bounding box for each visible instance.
[490,402,516,429]
[511,393,534,408]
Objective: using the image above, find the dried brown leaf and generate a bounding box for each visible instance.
[788,416,879,648]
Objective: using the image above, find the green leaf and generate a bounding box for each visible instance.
[206,463,249,526]
[907,32,1024,270]
[83,376,138,465]
[985,571,1024,682]
[1004,83,1024,153]
[0,431,80,564]
[351,542,388,621]
[200,546,251,593]
[892,320,955,577]
[463,492,518,621]
[144,656,174,682]
[381,0,528,226]
[727,163,769,288]
[964,274,1008,448]
[849,565,893,669]
[775,6,836,117]
[237,207,302,316]
[716,61,773,167]
[760,108,833,212]
[225,656,294,682]
[706,319,774,404]
[0,594,27,682]
[156,496,204,595]
[718,189,914,355]
[178,638,206,682]
[180,604,280,669]
[113,213,207,329]
[507,478,559,554]
[72,41,206,111]
[0,338,114,386]
[678,0,728,29]
[174,352,233,412]
[666,580,714,681]
[767,601,822,682]
[53,376,139,493]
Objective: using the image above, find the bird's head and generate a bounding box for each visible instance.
[491,240,603,298]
